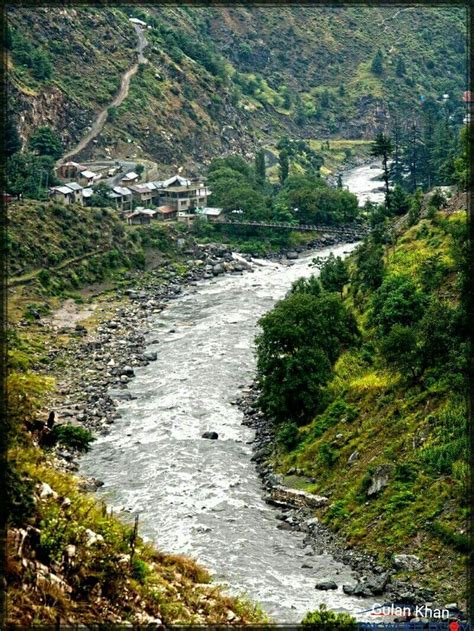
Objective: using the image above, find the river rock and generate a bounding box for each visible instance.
[347,450,360,464]
[121,365,135,377]
[270,485,328,510]
[315,581,338,590]
[144,351,157,361]
[202,431,218,440]
[393,554,423,571]
[366,464,392,497]
[286,251,298,260]
[108,390,133,400]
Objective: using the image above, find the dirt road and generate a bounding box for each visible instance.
[58,23,148,165]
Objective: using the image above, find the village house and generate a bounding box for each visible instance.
[57,160,86,179]
[79,170,100,187]
[50,185,76,205]
[63,181,84,205]
[121,171,140,185]
[108,186,133,212]
[196,206,224,222]
[155,175,211,212]
[82,188,94,205]
[125,208,157,225]
[156,205,178,221]
[128,183,154,205]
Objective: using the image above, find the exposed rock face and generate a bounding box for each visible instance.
[269,485,328,510]
[11,82,93,151]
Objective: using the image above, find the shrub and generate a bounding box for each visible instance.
[49,424,95,452]
[38,269,51,286]
[318,443,338,467]
[131,558,149,583]
[276,422,300,450]
[302,604,356,628]
[5,460,36,526]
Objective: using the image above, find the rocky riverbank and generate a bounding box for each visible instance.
[237,384,464,623]
[40,234,346,475]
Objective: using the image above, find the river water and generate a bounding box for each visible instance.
[80,163,384,622]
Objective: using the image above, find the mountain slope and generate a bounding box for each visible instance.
[7,5,467,170]
[262,201,468,603]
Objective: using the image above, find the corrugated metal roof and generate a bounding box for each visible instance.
[113,186,133,196]
[65,182,83,191]
[122,171,139,180]
[52,186,74,195]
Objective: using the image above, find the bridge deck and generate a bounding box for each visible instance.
[218,220,369,235]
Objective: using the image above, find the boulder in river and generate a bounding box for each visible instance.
[144,351,157,361]
[315,580,338,590]
[286,251,299,260]
[202,431,219,440]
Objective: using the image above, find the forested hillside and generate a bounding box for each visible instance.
[6,5,466,169]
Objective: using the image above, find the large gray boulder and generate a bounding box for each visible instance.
[202,431,219,440]
[393,554,423,572]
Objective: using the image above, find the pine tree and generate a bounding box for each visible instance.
[390,185,410,216]
[279,150,289,185]
[370,132,393,209]
[255,149,266,186]
[390,118,404,187]
[320,90,330,108]
[6,117,21,157]
[405,122,422,192]
[295,96,307,127]
[395,57,406,77]
[371,49,384,75]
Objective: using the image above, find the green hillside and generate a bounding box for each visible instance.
[256,201,468,603]
[7,5,467,169]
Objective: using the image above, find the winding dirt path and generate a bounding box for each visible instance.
[58,24,148,165]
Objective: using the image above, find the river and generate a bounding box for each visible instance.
[80,163,384,622]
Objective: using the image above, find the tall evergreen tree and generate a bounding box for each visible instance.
[279,150,289,185]
[255,149,266,186]
[371,49,384,75]
[370,132,393,210]
[405,122,422,192]
[295,96,307,127]
[390,118,404,187]
[395,57,406,77]
[6,117,21,157]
